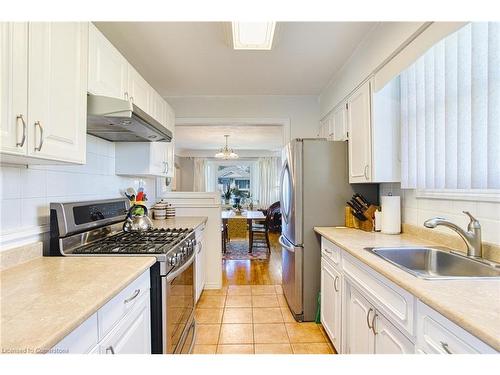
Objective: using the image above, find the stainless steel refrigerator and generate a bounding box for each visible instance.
[279,139,377,321]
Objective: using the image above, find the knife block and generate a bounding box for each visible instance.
[345,205,378,232]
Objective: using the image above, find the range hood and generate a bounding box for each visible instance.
[87,94,172,142]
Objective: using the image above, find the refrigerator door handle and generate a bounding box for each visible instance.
[279,235,295,252]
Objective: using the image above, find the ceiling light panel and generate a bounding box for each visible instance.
[232,22,276,50]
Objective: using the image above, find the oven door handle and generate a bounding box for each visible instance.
[166,251,196,283]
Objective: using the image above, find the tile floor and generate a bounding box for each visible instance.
[193,285,335,354]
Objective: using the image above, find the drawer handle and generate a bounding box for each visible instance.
[366,307,374,329]
[16,114,26,147]
[105,346,115,354]
[364,164,369,180]
[440,341,453,354]
[334,275,340,292]
[124,289,140,304]
[371,313,378,335]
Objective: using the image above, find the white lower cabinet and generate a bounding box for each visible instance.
[344,282,375,354]
[320,258,342,351]
[344,281,413,354]
[99,293,151,355]
[51,269,151,354]
[374,313,414,354]
[195,224,206,302]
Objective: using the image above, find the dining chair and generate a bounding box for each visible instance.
[248,201,281,252]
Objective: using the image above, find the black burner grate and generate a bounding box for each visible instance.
[72,228,192,255]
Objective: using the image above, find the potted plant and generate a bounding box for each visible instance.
[223,185,232,205]
[231,188,248,212]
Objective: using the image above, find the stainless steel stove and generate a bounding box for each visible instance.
[46,198,197,354]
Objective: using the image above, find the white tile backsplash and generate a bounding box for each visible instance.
[0,135,156,247]
[380,183,500,245]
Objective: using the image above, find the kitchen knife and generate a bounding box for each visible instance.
[350,198,366,213]
[347,201,367,221]
[355,193,370,206]
[353,195,369,210]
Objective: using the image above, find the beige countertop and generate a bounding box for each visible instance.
[151,216,207,230]
[314,226,500,351]
[0,256,156,353]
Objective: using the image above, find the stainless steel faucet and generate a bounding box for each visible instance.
[424,211,482,258]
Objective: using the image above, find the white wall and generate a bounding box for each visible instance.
[380,183,500,245]
[0,135,156,250]
[167,95,320,139]
[319,22,426,118]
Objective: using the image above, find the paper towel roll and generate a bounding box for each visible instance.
[381,195,401,234]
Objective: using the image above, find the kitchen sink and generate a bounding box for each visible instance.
[364,246,500,279]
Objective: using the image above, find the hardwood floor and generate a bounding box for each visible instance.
[222,232,282,286]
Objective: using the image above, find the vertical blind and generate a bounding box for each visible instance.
[400,22,500,190]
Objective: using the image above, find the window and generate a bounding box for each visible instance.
[217,164,252,198]
[399,22,500,199]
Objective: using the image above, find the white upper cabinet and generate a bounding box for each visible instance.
[347,80,372,183]
[27,23,88,164]
[150,89,167,126]
[332,103,348,141]
[1,22,88,164]
[115,142,172,178]
[0,23,28,156]
[165,101,175,133]
[88,23,128,100]
[127,65,151,113]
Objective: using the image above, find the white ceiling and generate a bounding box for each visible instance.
[94,22,377,96]
[174,125,284,155]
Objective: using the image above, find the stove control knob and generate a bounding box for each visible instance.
[168,256,177,267]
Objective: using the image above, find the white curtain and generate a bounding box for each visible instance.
[400,22,500,190]
[193,158,206,192]
[256,157,280,208]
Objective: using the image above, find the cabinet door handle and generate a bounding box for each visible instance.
[371,313,378,335]
[440,341,453,354]
[123,289,140,304]
[364,164,369,180]
[16,114,26,147]
[124,91,129,100]
[163,161,169,174]
[130,96,134,104]
[334,275,339,292]
[34,121,44,151]
[366,307,374,329]
[105,346,115,354]
[323,248,332,254]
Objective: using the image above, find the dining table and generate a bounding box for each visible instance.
[221,210,266,253]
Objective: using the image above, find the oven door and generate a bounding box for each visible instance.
[162,252,195,354]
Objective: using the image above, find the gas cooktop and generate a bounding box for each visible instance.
[72,228,192,255]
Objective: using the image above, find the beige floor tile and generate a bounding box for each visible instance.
[193,345,217,354]
[252,294,279,307]
[274,285,284,295]
[251,285,277,295]
[254,343,293,354]
[227,285,252,295]
[253,308,284,323]
[291,343,333,354]
[202,287,228,296]
[219,324,254,344]
[223,308,253,323]
[277,294,288,307]
[280,307,297,323]
[195,309,223,324]
[225,295,252,308]
[196,295,226,309]
[285,323,326,343]
[195,324,221,345]
[253,323,289,344]
[216,344,254,354]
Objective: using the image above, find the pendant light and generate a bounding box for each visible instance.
[215,135,239,159]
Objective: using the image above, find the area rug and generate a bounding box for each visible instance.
[223,239,269,260]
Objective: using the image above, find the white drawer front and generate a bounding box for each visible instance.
[342,252,414,336]
[321,237,341,267]
[98,270,150,338]
[416,301,497,354]
[51,313,98,354]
